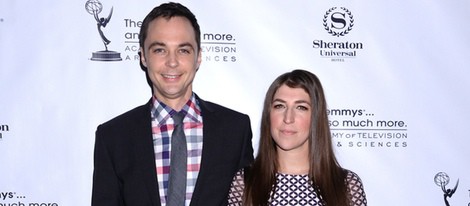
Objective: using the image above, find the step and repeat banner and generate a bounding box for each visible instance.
[1,0,469,205]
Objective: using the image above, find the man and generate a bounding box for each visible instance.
[91,2,254,205]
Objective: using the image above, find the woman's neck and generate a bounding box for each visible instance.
[277,148,310,175]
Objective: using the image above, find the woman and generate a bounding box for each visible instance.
[228,70,367,206]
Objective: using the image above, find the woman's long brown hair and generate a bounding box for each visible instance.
[243,69,349,206]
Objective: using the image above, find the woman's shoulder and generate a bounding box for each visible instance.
[343,168,368,205]
[343,169,363,182]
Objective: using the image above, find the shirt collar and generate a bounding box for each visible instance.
[151,93,202,125]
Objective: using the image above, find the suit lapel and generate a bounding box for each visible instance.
[189,97,218,205]
[134,100,161,205]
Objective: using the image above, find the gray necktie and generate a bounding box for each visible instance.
[167,112,187,205]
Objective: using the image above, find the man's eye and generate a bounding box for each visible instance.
[179,49,191,54]
[153,48,165,53]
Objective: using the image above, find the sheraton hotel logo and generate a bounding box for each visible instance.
[313,7,364,62]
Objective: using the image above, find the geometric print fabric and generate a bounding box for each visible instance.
[270,173,322,205]
[228,169,367,206]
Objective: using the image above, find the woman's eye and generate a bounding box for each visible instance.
[297,105,309,111]
[273,104,285,109]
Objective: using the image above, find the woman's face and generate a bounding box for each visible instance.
[270,84,312,154]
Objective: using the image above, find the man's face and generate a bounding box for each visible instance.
[140,16,201,108]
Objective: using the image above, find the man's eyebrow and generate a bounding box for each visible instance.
[178,42,195,49]
[146,41,165,50]
[146,41,195,51]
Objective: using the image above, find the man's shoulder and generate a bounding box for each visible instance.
[199,98,248,119]
[94,102,152,149]
[99,102,150,129]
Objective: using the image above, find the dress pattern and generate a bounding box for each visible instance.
[228,169,367,206]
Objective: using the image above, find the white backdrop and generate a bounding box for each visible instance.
[1,0,469,205]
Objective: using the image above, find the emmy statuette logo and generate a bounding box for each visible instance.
[85,0,122,61]
[435,172,459,206]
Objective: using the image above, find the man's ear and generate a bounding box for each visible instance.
[138,48,153,92]
[196,50,202,71]
[139,48,147,71]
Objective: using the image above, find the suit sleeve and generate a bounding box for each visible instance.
[239,115,254,169]
[91,125,124,206]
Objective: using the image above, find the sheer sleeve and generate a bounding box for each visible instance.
[228,168,245,206]
[346,170,368,206]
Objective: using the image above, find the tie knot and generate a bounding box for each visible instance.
[172,112,185,125]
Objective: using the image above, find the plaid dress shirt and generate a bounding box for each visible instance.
[151,94,203,206]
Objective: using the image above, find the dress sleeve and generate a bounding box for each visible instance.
[346,170,368,206]
[227,168,245,206]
